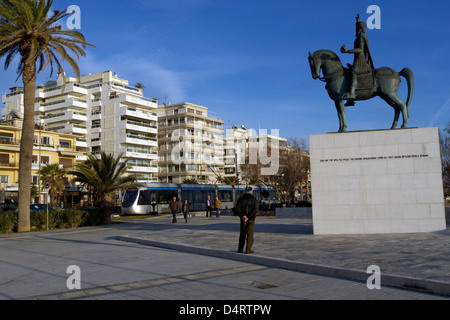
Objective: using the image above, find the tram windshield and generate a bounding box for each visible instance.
[122,188,139,207]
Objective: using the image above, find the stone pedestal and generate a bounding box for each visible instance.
[310,127,446,235]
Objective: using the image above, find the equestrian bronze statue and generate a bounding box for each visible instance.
[308,15,414,133]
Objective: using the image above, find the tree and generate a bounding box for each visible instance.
[241,137,310,203]
[221,176,240,185]
[264,138,310,203]
[40,163,66,208]
[183,178,198,184]
[69,152,141,224]
[0,0,94,231]
[440,123,450,196]
[134,82,145,90]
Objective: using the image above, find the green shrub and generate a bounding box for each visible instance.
[0,212,17,234]
[81,207,104,226]
[295,201,312,207]
[0,207,108,234]
[63,209,88,228]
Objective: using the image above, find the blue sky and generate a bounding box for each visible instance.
[1,0,449,144]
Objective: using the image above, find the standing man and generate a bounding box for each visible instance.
[234,186,258,254]
[214,197,222,218]
[205,195,212,217]
[169,196,180,223]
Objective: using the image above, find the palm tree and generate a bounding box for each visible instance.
[134,82,145,90]
[40,163,66,208]
[69,152,142,224]
[0,0,94,231]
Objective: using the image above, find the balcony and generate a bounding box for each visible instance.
[0,138,20,151]
[116,93,157,108]
[44,110,87,124]
[120,105,157,121]
[35,82,87,99]
[122,133,157,147]
[0,162,17,168]
[60,123,87,135]
[124,150,158,160]
[76,139,87,148]
[35,97,87,114]
[120,119,157,135]
[127,164,158,174]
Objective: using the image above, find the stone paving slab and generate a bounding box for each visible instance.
[115,214,450,296]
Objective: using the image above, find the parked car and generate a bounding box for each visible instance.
[1,203,51,213]
[29,204,50,212]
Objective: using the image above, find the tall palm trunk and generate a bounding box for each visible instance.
[17,62,36,232]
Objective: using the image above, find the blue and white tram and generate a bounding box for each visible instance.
[121,183,280,215]
[179,183,215,211]
[121,183,178,215]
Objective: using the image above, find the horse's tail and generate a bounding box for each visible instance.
[399,68,414,112]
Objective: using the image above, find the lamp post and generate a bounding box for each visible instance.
[38,118,42,204]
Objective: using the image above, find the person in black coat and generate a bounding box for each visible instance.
[205,195,212,217]
[234,186,258,254]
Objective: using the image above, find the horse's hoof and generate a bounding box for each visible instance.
[401,124,407,129]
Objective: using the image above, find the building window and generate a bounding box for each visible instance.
[59,139,72,149]
[31,175,39,185]
[0,153,9,164]
[59,158,73,168]
[0,175,9,183]
[0,132,14,143]
[41,136,51,146]
[41,156,50,165]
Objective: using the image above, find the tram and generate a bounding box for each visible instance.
[121,183,279,215]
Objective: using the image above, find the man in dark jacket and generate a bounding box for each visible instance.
[169,197,180,223]
[234,186,258,254]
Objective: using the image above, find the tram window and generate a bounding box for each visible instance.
[194,191,204,203]
[159,190,178,203]
[261,190,270,200]
[138,190,151,205]
[218,190,232,202]
[122,188,138,207]
[182,191,194,204]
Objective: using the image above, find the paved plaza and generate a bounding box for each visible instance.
[0,213,448,301]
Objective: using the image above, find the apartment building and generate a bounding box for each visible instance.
[223,125,287,182]
[1,71,158,182]
[157,102,224,183]
[0,116,82,203]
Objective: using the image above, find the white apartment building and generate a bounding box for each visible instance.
[157,102,224,183]
[1,71,158,182]
[223,125,287,181]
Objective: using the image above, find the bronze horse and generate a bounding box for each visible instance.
[308,49,414,132]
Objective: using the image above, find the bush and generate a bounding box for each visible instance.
[0,212,17,234]
[295,201,312,207]
[0,207,107,234]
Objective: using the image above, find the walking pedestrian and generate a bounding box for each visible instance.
[169,197,180,223]
[234,186,258,254]
[182,199,190,223]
